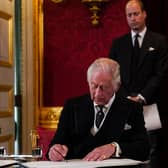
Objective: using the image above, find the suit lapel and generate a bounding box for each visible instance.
[126,34,133,71]
[122,33,134,84]
[98,97,130,139]
[137,31,152,68]
[74,95,94,134]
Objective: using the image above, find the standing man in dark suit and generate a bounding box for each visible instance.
[46,57,150,162]
[109,0,168,168]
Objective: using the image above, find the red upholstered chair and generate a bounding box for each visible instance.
[37,126,56,160]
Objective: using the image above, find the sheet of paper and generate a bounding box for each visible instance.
[143,104,162,131]
[2,154,33,158]
[21,158,144,168]
[0,159,18,167]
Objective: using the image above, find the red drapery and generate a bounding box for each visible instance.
[43,0,129,106]
[41,0,168,163]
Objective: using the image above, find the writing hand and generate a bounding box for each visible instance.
[48,144,68,161]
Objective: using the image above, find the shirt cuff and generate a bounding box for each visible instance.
[111,142,121,157]
[137,94,146,104]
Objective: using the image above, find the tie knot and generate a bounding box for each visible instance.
[135,33,139,39]
[97,105,104,111]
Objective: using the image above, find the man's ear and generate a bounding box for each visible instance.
[143,10,147,20]
[115,82,121,92]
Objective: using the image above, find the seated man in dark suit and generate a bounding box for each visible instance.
[46,57,150,161]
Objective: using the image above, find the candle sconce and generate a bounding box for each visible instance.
[81,0,110,26]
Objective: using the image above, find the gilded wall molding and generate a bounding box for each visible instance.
[33,0,62,129]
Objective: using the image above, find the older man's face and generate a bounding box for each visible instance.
[88,71,114,105]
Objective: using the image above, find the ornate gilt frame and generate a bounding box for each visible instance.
[33,0,62,129]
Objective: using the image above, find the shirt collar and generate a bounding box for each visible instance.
[131,27,147,47]
[94,93,116,110]
[131,26,147,39]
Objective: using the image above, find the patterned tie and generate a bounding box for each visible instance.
[96,105,104,129]
[134,34,140,65]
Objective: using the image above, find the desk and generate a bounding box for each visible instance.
[1,159,149,168]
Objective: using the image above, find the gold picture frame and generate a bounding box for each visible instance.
[33,0,62,129]
[0,11,13,67]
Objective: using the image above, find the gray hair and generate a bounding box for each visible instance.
[87,57,121,91]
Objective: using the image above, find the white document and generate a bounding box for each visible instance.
[0,159,18,167]
[21,158,144,168]
[143,104,162,131]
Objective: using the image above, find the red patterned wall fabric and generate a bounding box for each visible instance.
[37,127,55,160]
[43,0,129,106]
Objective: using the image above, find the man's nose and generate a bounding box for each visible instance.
[130,14,136,20]
[95,87,103,96]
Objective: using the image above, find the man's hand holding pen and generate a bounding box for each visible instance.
[48,144,68,161]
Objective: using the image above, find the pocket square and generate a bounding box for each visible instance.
[148,47,155,51]
[124,123,132,130]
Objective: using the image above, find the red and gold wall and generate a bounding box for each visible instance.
[35,0,129,158]
[33,0,168,162]
[42,0,129,107]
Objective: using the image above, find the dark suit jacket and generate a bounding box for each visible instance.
[46,94,150,161]
[109,30,168,104]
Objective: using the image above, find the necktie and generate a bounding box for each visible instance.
[133,34,140,64]
[96,105,104,129]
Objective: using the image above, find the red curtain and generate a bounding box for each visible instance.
[43,0,129,106]
[43,0,168,107]
[42,0,168,165]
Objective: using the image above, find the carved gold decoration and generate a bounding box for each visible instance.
[51,0,64,3]
[81,0,110,26]
[39,107,62,128]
